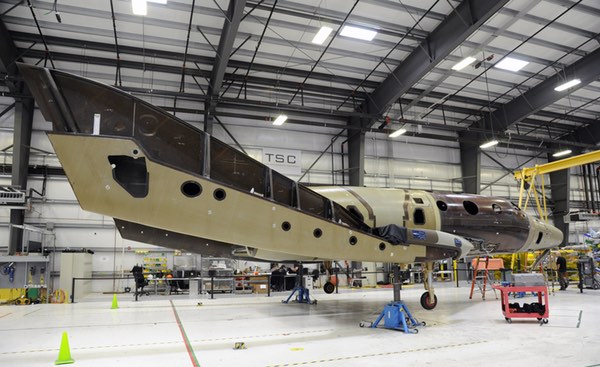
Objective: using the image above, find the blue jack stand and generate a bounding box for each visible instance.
[282,264,317,305]
[282,286,317,304]
[361,301,423,333]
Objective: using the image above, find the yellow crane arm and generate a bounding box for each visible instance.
[514,150,600,182]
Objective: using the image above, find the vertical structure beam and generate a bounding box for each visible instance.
[1,19,34,254]
[348,117,365,186]
[459,132,481,194]
[548,154,570,246]
[9,99,34,254]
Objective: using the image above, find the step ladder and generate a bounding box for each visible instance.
[469,257,498,300]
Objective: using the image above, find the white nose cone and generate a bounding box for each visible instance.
[525,218,564,252]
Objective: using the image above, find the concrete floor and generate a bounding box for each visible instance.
[1,282,599,367]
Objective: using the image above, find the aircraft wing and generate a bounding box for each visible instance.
[18,63,472,263]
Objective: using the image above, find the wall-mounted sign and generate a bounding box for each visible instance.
[262,148,302,175]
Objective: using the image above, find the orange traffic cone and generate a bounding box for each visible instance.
[111,294,119,309]
[55,331,74,365]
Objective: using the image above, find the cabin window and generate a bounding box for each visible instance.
[436,200,448,211]
[181,181,202,198]
[414,208,426,225]
[492,203,502,214]
[463,200,479,215]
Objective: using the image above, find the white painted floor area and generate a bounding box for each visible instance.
[1,282,599,367]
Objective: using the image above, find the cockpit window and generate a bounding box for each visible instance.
[413,197,424,204]
[463,201,479,215]
[536,232,543,244]
[492,204,502,214]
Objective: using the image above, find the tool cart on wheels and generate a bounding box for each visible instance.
[493,273,549,325]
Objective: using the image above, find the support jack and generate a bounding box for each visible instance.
[360,301,424,333]
[282,265,317,305]
[282,285,316,304]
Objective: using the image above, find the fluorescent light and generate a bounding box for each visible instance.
[340,25,377,41]
[552,149,572,158]
[494,57,529,72]
[389,128,407,138]
[480,140,499,149]
[132,0,167,16]
[132,0,147,15]
[312,26,333,45]
[273,114,288,126]
[554,78,581,92]
[452,56,476,71]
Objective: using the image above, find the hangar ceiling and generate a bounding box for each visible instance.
[1,0,600,154]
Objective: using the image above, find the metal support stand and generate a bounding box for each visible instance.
[361,265,424,333]
[282,265,317,305]
[282,285,316,304]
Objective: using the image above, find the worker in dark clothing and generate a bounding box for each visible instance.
[556,255,568,290]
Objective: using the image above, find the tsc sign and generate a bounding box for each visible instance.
[262,148,301,175]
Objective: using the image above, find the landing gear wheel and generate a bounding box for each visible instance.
[323,282,335,294]
[420,292,438,310]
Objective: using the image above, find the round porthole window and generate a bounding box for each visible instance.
[349,236,358,246]
[282,221,291,231]
[436,200,448,211]
[313,228,322,238]
[181,181,202,198]
[213,188,226,201]
[463,200,479,215]
[379,243,386,251]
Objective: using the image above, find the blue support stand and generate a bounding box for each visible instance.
[282,266,317,305]
[365,301,423,333]
[282,286,316,304]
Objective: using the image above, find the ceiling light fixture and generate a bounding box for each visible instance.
[494,57,529,72]
[340,25,377,41]
[273,114,288,126]
[452,56,476,71]
[554,78,581,92]
[132,0,167,16]
[480,140,499,149]
[389,128,407,138]
[312,26,333,45]
[552,149,572,158]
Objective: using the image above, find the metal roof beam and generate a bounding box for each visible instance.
[361,0,509,122]
[209,0,245,99]
[10,31,380,90]
[475,47,600,133]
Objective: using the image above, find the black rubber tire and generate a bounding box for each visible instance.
[420,292,438,310]
[359,322,365,328]
[323,282,335,294]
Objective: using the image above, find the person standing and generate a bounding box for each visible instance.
[556,255,568,290]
